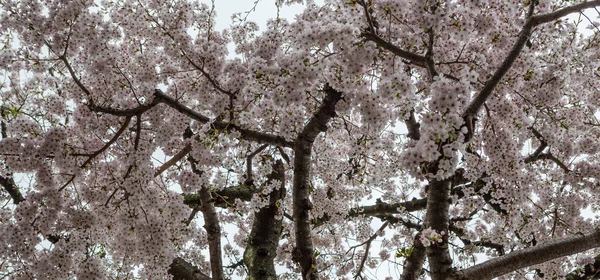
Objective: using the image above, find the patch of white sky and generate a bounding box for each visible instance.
[202,0,325,57]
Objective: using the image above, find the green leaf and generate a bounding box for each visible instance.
[0,106,21,118]
[396,247,414,258]
[523,69,535,81]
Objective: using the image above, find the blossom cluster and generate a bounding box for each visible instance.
[419,227,445,247]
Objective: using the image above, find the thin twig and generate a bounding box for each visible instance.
[59,116,133,192]
[354,221,389,280]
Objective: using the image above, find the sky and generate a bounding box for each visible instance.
[203,0,318,31]
[198,0,324,57]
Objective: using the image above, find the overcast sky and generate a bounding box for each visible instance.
[201,0,324,31]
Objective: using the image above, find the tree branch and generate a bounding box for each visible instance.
[59,116,133,192]
[168,257,212,280]
[0,174,24,204]
[221,122,294,148]
[292,85,342,280]
[521,127,571,173]
[449,224,505,256]
[401,232,426,280]
[83,89,293,148]
[536,153,571,173]
[531,1,600,26]
[181,51,234,97]
[154,90,293,148]
[463,0,600,124]
[308,198,426,228]
[353,221,389,279]
[523,143,547,163]
[462,23,532,121]
[454,230,600,280]
[349,198,427,217]
[424,178,453,280]
[424,26,438,79]
[189,160,224,280]
[406,109,421,141]
[133,115,142,151]
[87,100,158,117]
[153,89,211,122]
[357,0,377,34]
[245,144,268,184]
[154,144,192,177]
[243,160,285,280]
[182,183,258,209]
[362,32,428,67]
[58,54,93,100]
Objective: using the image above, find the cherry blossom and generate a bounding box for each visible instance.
[1,0,600,279]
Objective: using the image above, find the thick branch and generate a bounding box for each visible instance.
[182,183,256,209]
[523,143,547,163]
[463,0,600,121]
[531,1,600,26]
[424,178,453,280]
[154,90,293,147]
[424,27,438,79]
[189,161,224,280]
[401,232,426,280]
[349,198,427,217]
[405,109,421,141]
[221,122,294,148]
[309,198,425,228]
[169,257,212,280]
[362,32,428,67]
[536,153,570,173]
[154,90,211,122]
[243,160,285,280]
[292,85,342,280]
[246,144,268,183]
[462,23,532,120]
[198,187,223,279]
[454,230,600,280]
[347,169,507,223]
[154,144,192,177]
[0,174,24,204]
